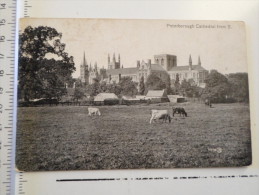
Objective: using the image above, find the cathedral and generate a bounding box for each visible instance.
[79,52,208,87]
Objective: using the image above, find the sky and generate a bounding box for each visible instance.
[20,18,248,78]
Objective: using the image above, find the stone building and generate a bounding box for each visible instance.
[168,55,208,87]
[79,53,208,87]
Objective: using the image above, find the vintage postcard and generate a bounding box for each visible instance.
[16,19,251,171]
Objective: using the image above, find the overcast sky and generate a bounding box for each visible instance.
[20,18,248,78]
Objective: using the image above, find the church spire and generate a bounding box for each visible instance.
[118,53,120,63]
[83,51,87,66]
[189,54,192,70]
[113,53,116,62]
[89,62,92,71]
[189,54,192,65]
[108,53,110,64]
[198,55,201,65]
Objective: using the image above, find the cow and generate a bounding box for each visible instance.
[172,107,187,117]
[150,109,171,124]
[88,107,101,116]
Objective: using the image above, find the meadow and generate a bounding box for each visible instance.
[16,102,252,171]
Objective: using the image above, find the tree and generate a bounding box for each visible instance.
[174,73,180,94]
[99,81,108,93]
[180,79,192,97]
[164,74,172,94]
[202,70,231,102]
[119,77,138,97]
[87,78,100,97]
[103,82,120,96]
[18,26,75,102]
[180,79,201,97]
[228,73,249,102]
[139,76,145,95]
[74,87,85,101]
[145,73,166,92]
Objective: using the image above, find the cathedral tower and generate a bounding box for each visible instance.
[108,53,121,69]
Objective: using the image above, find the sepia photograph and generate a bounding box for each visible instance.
[16,19,251,171]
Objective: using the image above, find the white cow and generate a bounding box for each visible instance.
[150,109,170,124]
[88,107,101,116]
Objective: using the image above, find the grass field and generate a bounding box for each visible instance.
[16,102,252,171]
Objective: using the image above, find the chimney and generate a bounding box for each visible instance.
[108,53,110,64]
[148,59,151,66]
[198,55,201,66]
[137,60,140,68]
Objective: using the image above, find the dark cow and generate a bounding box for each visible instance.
[172,107,187,117]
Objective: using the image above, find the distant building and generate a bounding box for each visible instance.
[79,53,208,88]
[168,95,186,103]
[94,93,118,102]
[168,55,208,87]
[106,58,168,84]
[146,89,167,99]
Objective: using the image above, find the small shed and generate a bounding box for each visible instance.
[135,95,146,100]
[168,95,186,103]
[145,89,168,103]
[94,93,119,102]
[122,96,137,101]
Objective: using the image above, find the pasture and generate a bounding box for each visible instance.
[16,102,252,171]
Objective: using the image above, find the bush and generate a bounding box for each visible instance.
[104,98,119,105]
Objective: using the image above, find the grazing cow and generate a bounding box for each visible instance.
[150,110,171,124]
[172,107,187,117]
[88,107,101,116]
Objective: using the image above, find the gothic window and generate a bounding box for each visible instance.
[185,73,187,78]
[161,58,164,65]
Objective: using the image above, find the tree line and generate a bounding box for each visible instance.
[74,70,249,103]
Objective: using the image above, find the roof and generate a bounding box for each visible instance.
[107,67,138,75]
[146,89,166,97]
[94,93,118,101]
[169,65,207,72]
[154,54,177,57]
[122,96,138,100]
